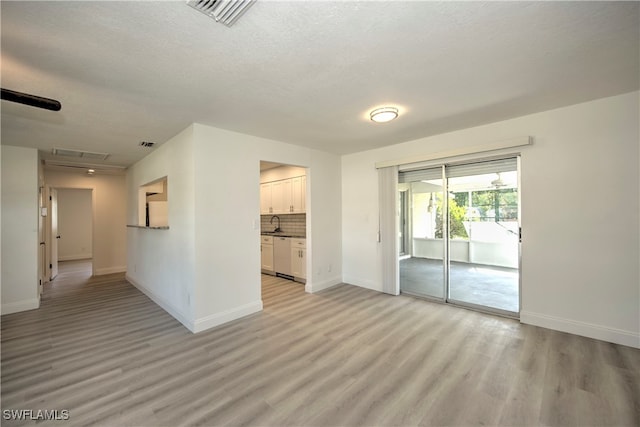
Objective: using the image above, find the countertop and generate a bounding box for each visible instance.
[261,232,306,238]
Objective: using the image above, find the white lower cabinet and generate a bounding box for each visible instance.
[261,235,274,272]
[290,238,306,280]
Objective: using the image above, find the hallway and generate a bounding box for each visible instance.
[47,259,93,293]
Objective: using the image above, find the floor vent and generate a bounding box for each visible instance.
[186,0,257,27]
[52,148,109,161]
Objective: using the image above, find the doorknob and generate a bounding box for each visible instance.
[56,235,61,239]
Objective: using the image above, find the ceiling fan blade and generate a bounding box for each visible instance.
[1,88,61,111]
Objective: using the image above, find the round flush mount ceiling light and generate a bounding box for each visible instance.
[370,106,399,123]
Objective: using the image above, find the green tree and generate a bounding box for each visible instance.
[472,189,518,221]
[435,196,468,239]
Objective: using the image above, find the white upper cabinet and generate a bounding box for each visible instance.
[260,183,273,214]
[291,176,306,213]
[261,176,306,214]
[271,180,286,214]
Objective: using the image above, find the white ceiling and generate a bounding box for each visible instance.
[1,1,638,167]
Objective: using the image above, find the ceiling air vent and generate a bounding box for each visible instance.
[44,160,126,175]
[186,0,257,27]
[52,148,109,161]
[139,141,155,148]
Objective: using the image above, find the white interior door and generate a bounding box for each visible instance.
[50,188,59,280]
[38,187,46,293]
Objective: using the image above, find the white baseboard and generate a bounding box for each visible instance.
[126,275,263,334]
[192,300,263,333]
[125,274,194,332]
[521,310,640,349]
[341,275,383,293]
[306,276,342,293]
[1,298,40,315]
[58,254,92,261]
[94,266,126,276]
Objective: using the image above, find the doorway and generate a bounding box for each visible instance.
[47,187,94,281]
[399,157,520,317]
[259,161,310,291]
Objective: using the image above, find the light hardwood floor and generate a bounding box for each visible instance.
[1,260,639,426]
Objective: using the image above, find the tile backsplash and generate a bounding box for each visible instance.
[261,214,306,236]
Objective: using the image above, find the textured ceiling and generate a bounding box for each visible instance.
[1,1,638,167]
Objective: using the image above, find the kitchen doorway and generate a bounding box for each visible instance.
[259,161,309,288]
[399,157,520,317]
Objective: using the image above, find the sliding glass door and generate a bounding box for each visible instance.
[399,158,520,316]
[399,166,445,300]
[446,159,520,314]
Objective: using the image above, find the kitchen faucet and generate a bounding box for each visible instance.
[270,215,281,232]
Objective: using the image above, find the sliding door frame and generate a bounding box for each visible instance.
[399,155,522,319]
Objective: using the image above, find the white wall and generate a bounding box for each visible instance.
[126,125,197,329]
[191,124,342,331]
[308,148,343,291]
[127,123,342,332]
[342,91,639,348]
[1,146,39,314]
[45,170,126,275]
[56,188,92,260]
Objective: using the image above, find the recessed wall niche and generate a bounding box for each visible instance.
[138,177,168,227]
